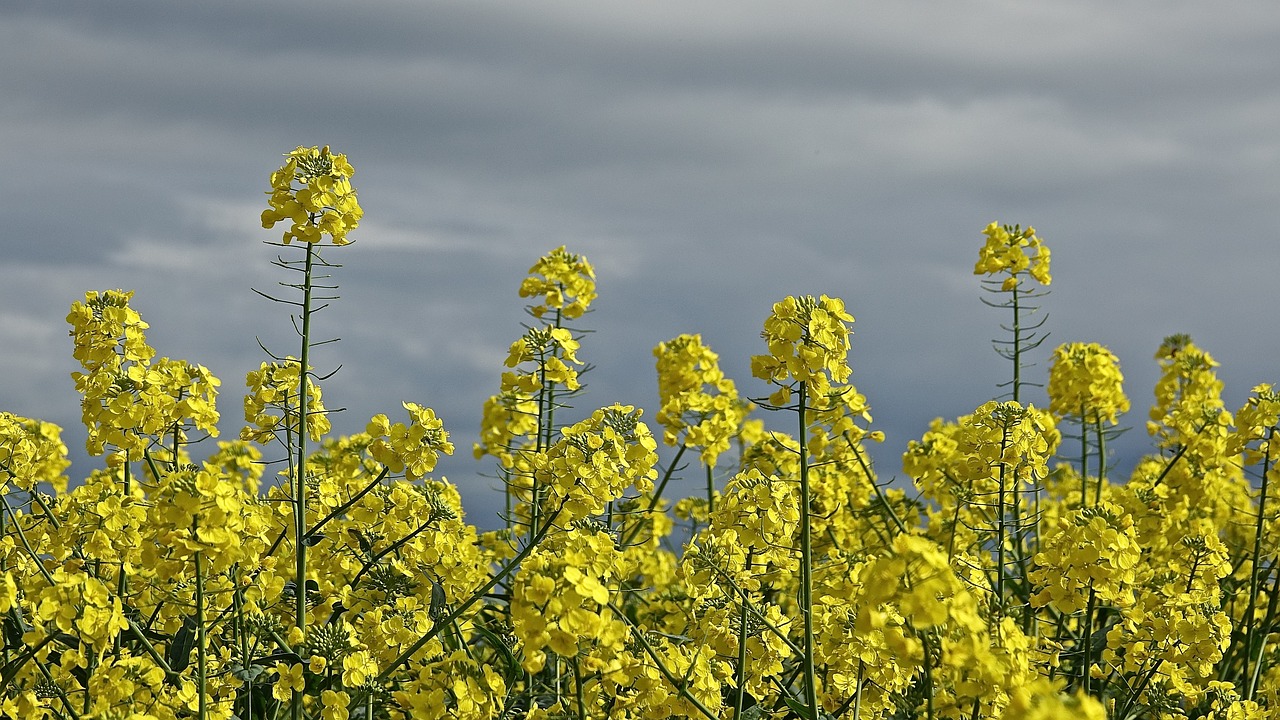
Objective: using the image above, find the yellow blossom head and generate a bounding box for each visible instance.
[519,246,596,319]
[751,294,854,399]
[262,145,362,245]
[1047,342,1130,424]
[975,221,1051,288]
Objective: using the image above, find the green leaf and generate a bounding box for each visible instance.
[783,695,816,720]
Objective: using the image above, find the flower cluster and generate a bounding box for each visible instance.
[653,334,750,466]
[366,402,454,481]
[975,221,1052,288]
[519,245,597,320]
[1048,341,1131,424]
[533,404,658,522]
[750,294,854,402]
[510,526,627,673]
[261,145,363,245]
[68,290,221,456]
[1031,501,1141,613]
[475,248,594,483]
[0,412,70,493]
[241,358,331,444]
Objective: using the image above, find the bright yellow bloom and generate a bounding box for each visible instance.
[975,221,1051,286]
[653,334,751,466]
[751,294,854,399]
[321,689,351,720]
[241,358,331,444]
[1048,341,1130,425]
[1001,677,1106,720]
[366,402,454,480]
[272,662,305,701]
[262,145,362,245]
[532,404,657,522]
[519,246,596,319]
[1031,501,1141,613]
[0,413,70,493]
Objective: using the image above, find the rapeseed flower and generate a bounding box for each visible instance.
[261,145,362,245]
[1048,341,1130,425]
[975,221,1052,288]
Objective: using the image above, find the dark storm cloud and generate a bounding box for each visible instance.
[2,1,1278,522]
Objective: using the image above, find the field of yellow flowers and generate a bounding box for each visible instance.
[1,146,1277,720]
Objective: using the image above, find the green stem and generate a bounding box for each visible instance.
[1080,585,1097,696]
[1094,415,1107,504]
[292,241,317,720]
[797,382,819,720]
[733,550,755,720]
[1011,282,1021,404]
[1242,428,1274,700]
[114,453,131,659]
[1080,403,1089,508]
[572,655,587,720]
[995,425,1011,625]
[195,549,208,720]
[705,463,715,514]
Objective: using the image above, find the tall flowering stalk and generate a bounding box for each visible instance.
[652,334,751,530]
[751,293,855,720]
[1048,341,1130,508]
[259,144,362,720]
[975,221,1052,404]
[476,246,593,538]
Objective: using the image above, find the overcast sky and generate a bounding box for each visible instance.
[3,1,1278,525]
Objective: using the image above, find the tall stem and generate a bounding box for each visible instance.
[195,549,208,720]
[1011,284,1021,404]
[705,463,716,514]
[797,382,819,720]
[995,424,1011,625]
[1080,403,1089,508]
[1094,416,1107,505]
[733,549,755,720]
[1242,428,1275,699]
[292,241,316,720]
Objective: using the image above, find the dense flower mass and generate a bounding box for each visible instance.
[261,145,363,245]
[653,334,750,466]
[518,245,596,320]
[6,162,1280,720]
[750,293,854,402]
[975,221,1052,288]
[1048,341,1130,424]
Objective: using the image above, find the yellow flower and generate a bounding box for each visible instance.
[0,413,70,493]
[262,145,362,245]
[366,402,454,480]
[341,649,377,688]
[751,294,854,397]
[975,221,1051,286]
[519,246,596,319]
[1047,342,1130,425]
[241,358,331,444]
[321,689,351,720]
[272,662,305,701]
[1031,502,1141,613]
[653,334,752,465]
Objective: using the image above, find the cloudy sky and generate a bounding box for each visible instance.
[3,1,1278,525]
